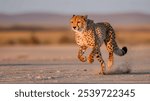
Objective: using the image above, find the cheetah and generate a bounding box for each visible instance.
[70,15,127,75]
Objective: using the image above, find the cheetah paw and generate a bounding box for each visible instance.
[79,56,87,62]
[99,71,105,75]
[88,55,94,64]
[88,58,94,64]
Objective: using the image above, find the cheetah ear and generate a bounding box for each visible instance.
[72,15,75,17]
[84,15,88,19]
[83,15,88,20]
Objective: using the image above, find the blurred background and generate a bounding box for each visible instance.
[0,0,150,83]
[0,0,150,46]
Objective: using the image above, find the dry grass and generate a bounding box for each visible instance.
[0,27,150,46]
[116,31,150,45]
[0,30,75,45]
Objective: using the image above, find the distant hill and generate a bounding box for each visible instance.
[0,13,68,27]
[0,13,150,28]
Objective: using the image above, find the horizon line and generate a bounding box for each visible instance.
[0,11,150,15]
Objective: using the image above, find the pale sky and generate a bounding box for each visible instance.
[0,0,150,14]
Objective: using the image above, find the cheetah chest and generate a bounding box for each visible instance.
[75,32,95,47]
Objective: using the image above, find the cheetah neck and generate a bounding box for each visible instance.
[86,19,94,29]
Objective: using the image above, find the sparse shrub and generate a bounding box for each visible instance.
[6,40,17,45]
[59,35,75,44]
[18,38,31,44]
[30,35,40,44]
[42,40,52,44]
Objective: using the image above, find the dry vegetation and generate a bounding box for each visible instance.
[116,30,150,45]
[0,29,74,45]
[0,26,150,46]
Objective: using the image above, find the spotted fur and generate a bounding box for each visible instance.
[70,15,127,75]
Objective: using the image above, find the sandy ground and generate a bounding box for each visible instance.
[0,45,150,83]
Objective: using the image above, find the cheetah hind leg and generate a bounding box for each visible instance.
[105,41,114,72]
[107,52,113,72]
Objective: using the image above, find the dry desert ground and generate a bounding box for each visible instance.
[0,45,149,83]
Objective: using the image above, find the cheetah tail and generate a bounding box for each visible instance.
[114,46,127,56]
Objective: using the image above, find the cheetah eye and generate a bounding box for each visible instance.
[77,21,81,24]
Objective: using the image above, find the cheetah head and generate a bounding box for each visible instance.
[70,15,87,33]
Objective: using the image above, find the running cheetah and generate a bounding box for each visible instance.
[70,15,127,75]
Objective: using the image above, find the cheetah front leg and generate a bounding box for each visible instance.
[95,48,106,75]
[78,46,87,62]
[88,48,96,64]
